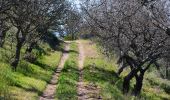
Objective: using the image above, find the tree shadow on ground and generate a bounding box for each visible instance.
[33,61,54,71]
[13,83,43,96]
[58,47,79,54]
[35,45,47,55]
[83,64,123,91]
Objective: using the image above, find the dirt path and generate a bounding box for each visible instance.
[39,42,70,100]
[77,41,102,100]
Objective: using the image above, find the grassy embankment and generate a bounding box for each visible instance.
[56,42,79,100]
[82,40,170,100]
[0,41,62,100]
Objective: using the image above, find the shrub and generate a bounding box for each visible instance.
[24,53,37,63]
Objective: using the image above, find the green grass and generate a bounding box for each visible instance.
[81,40,125,100]
[0,42,62,100]
[82,40,170,100]
[141,71,170,100]
[83,55,126,100]
[56,42,79,100]
[0,63,12,100]
[1,39,170,100]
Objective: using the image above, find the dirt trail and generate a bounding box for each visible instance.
[77,41,102,100]
[39,42,70,100]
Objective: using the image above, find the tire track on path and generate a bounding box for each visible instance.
[77,41,102,100]
[39,42,70,100]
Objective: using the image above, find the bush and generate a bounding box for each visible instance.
[24,53,37,63]
[161,82,170,94]
[64,35,73,40]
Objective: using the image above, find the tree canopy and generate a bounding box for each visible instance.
[81,0,170,95]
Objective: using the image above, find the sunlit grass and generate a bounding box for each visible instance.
[83,57,126,100]
[0,42,62,100]
[37,50,62,70]
[82,40,170,100]
[141,71,170,100]
[10,87,38,100]
[0,63,11,100]
[81,40,125,100]
[1,39,170,100]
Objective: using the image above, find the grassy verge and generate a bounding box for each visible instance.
[82,40,170,100]
[82,40,126,100]
[0,42,62,100]
[141,71,170,100]
[56,42,79,100]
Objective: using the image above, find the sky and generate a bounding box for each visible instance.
[72,0,80,5]
[69,0,81,9]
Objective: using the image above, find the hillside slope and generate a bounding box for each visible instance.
[0,41,63,100]
[81,40,170,100]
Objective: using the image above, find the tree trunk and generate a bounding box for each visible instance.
[123,69,137,94]
[11,42,23,70]
[117,60,126,75]
[72,32,74,40]
[165,65,169,79]
[25,42,36,54]
[11,29,24,70]
[117,66,125,75]
[0,29,7,47]
[133,72,144,96]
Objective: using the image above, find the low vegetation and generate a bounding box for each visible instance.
[0,42,62,100]
[82,0,170,97]
[56,42,79,100]
[82,40,170,100]
[0,0,170,99]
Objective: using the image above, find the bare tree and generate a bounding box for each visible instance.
[6,0,67,70]
[0,0,12,47]
[25,0,67,55]
[82,0,170,95]
[65,10,81,40]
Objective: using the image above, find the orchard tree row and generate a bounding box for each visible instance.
[80,0,170,96]
[0,0,80,70]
